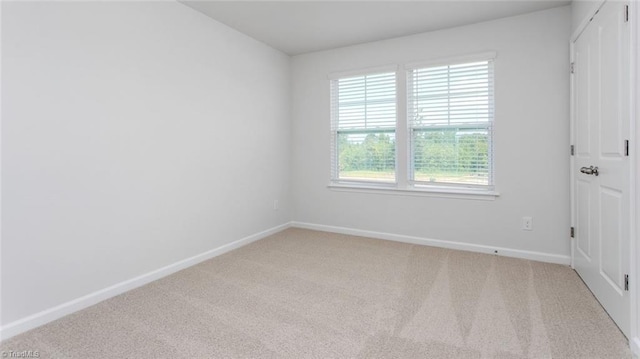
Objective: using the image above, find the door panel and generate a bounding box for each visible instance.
[572,0,630,338]
[576,180,591,259]
[576,181,591,261]
[599,187,622,291]
[574,44,591,156]
[599,7,623,157]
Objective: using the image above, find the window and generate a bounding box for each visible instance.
[330,71,397,183]
[407,59,494,190]
[329,54,495,196]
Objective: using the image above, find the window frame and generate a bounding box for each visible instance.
[406,54,495,191]
[329,66,399,187]
[328,53,498,200]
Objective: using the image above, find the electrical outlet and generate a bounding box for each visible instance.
[522,216,533,231]
[273,200,279,211]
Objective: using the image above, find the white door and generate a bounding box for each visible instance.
[572,0,631,338]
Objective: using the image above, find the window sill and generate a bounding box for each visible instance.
[328,183,499,201]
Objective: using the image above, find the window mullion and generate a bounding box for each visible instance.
[396,68,408,188]
[447,65,451,127]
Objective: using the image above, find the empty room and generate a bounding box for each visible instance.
[1,0,639,357]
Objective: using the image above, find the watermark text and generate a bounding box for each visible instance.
[1,350,40,358]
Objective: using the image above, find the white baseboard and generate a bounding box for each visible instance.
[0,222,291,342]
[632,337,640,358]
[291,221,571,266]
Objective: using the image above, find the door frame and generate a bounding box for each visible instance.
[632,0,640,354]
[569,0,637,352]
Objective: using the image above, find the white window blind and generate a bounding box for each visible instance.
[407,60,494,189]
[330,71,397,183]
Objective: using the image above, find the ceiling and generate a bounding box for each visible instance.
[180,1,571,56]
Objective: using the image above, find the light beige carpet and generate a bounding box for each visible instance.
[1,228,631,358]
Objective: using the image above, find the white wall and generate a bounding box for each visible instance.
[291,7,571,259]
[1,1,291,326]
[571,0,603,36]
